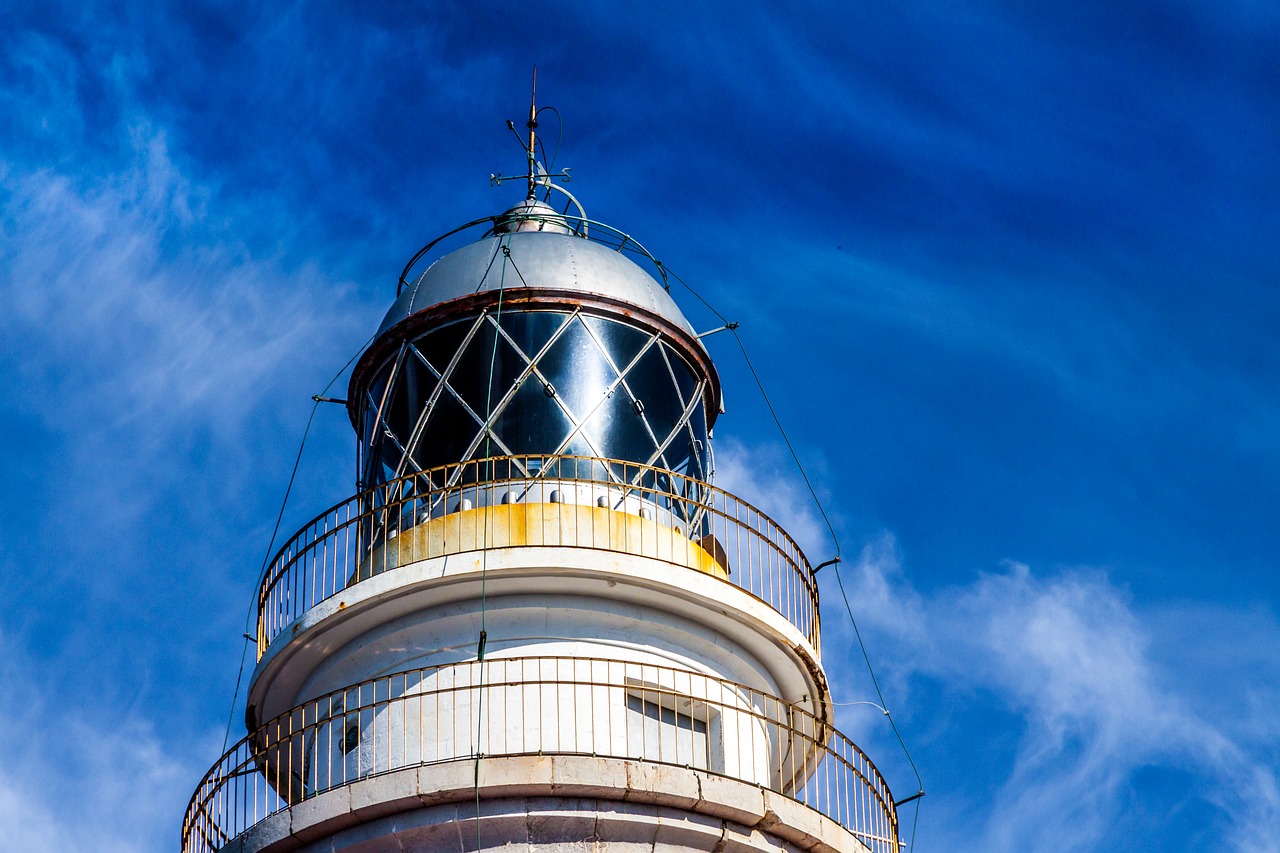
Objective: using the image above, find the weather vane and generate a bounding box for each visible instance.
[525,65,538,198]
[491,66,573,201]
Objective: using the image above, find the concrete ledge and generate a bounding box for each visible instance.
[350,768,419,822]
[290,786,355,843]
[229,755,874,853]
[696,771,768,826]
[248,546,827,730]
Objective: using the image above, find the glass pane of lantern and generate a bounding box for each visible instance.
[582,387,658,465]
[497,311,563,360]
[412,320,472,374]
[448,322,527,421]
[662,344,699,410]
[413,388,481,471]
[491,376,576,457]
[581,314,650,371]
[535,316,617,425]
[627,346,684,444]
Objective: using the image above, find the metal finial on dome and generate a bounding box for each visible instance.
[526,65,538,200]
[492,72,579,220]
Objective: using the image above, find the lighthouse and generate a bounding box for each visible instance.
[183,108,900,853]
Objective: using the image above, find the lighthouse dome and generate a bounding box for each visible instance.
[378,204,697,339]
[349,203,720,492]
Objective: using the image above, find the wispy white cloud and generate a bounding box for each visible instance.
[0,29,374,573]
[719,438,1280,852]
[0,126,352,440]
[712,436,837,562]
[839,542,1280,852]
[0,118,367,631]
[0,25,369,810]
[0,20,365,439]
[0,629,211,853]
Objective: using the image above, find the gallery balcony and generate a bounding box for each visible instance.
[184,656,899,853]
[255,455,821,659]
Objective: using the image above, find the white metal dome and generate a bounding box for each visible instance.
[379,225,697,338]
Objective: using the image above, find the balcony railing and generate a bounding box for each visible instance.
[256,455,820,656]
[183,656,898,853]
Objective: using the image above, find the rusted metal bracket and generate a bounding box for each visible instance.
[814,556,841,573]
[894,790,926,807]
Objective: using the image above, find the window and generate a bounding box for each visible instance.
[626,693,709,770]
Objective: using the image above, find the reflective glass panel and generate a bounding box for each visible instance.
[491,376,575,456]
[581,314,650,370]
[359,311,711,489]
[583,388,656,464]
[535,316,617,424]
[448,321,527,420]
[413,320,471,374]
[662,344,699,409]
[497,311,563,360]
[410,388,478,472]
[627,346,684,446]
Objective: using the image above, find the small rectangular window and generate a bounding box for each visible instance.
[626,693,709,769]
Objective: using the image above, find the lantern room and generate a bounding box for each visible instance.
[347,200,721,496]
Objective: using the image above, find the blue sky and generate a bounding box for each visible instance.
[1,2,1277,850]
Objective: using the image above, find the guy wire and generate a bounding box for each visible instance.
[662,259,924,851]
[657,261,840,555]
[222,331,376,753]
[834,560,924,852]
[473,235,511,849]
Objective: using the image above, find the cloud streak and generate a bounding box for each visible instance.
[0,26,371,808]
[0,630,207,853]
[1,125,348,441]
[717,439,1280,852]
[837,541,1280,852]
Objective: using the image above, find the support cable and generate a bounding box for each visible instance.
[473,237,512,851]
[833,560,924,849]
[658,262,840,554]
[728,326,842,556]
[221,331,376,753]
[535,105,564,203]
[659,259,923,852]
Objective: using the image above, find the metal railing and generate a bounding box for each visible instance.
[256,455,819,657]
[395,211,672,296]
[183,657,897,853]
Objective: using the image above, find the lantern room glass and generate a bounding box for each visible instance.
[357,310,712,491]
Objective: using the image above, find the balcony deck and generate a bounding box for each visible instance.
[256,456,821,657]
[184,656,898,853]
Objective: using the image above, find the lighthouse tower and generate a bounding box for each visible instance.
[183,114,900,853]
